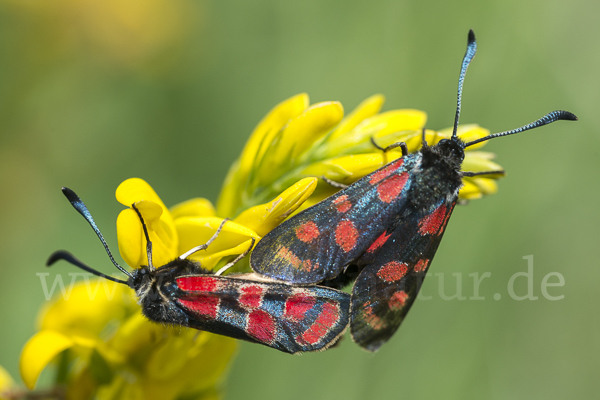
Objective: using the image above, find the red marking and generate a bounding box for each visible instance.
[276,246,318,272]
[414,259,429,273]
[176,276,219,292]
[178,296,219,319]
[335,220,358,252]
[333,195,352,213]
[298,301,340,345]
[377,261,408,282]
[366,231,391,253]
[377,173,409,203]
[369,159,404,185]
[284,292,316,320]
[239,285,264,308]
[247,309,276,344]
[363,302,386,330]
[295,221,320,242]
[419,204,447,235]
[388,291,409,311]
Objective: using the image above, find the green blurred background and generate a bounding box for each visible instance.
[0,0,597,399]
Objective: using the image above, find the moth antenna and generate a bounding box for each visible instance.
[179,218,230,260]
[464,111,578,148]
[215,238,256,276]
[452,29,477,139]
[421,128,428,148]
[61,187,132,278]
[131,204,154,271]
[47,250,129,285]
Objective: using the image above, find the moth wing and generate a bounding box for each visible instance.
[251,156,418,284]
[175,275,350,354]
[350,200,456,351]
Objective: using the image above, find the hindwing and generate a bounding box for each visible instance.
[350,199,456,351]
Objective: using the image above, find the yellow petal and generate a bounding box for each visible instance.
[469,177,499,196]
[116,178,168,210]
[115,179,178,268]
[19,331,98,389]
[38,279,131,337]
[175,217,258,265]
[329,94,385,140]
[436,124,490,150]
[241,94,309,179]
[170,198,216,219]
[318,109,426,158]
[199,239,255,269]
[459,180,482,200]
[234,178,317,236]
[462,151,504,177]
[301,151,402,184]
[0,365,14,397]
[255,102,344,182]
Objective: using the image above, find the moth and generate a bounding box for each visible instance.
[48,188,350,354]
[250,30,577,351]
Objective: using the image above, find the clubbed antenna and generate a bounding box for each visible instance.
[452,30,477,138]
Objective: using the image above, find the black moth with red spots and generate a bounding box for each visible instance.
[250,30,577,351]
[47,188,350,354]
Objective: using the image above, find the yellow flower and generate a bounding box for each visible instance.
[217,94,504,216]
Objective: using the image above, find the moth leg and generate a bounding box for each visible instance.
[462,170,506,177]
[214,237,256,276]
[178,218,230,260]
[370,137,408,156]
[321,176,349,189]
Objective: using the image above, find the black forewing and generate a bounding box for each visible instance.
[251,154,420,284]
[350,199,457,351]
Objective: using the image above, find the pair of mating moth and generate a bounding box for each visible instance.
[49,31,576,354]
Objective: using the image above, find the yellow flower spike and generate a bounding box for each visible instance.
[116,178,179,268]
[170,198,216,219]
[234,177,317,237]
[19,330,114,390]
[217,94,310,217]
[255,101,344,183]
[175,217,258,266]
[329,94,385,140]
[200,239,256,269]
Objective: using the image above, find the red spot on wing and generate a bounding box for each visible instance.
[295,221,320,242]
[178,296,220,319]
[335,220,358,252]
[414,259,430,273]
[419,204,447,235]
[388,291,409,311]
[377,173,409,203]
[176,276,219,292]
[366,231,392,253]
[370,159,404,185]
[284,292,316,320]
[239,284,264,308]
[276,246,319,272]
[298,301,340,345]
[362,301,386,330]
[247,309,276,344]
[377,261,408,282]
[333,195,352,213]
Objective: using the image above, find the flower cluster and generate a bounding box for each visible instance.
[19,93,504,399]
